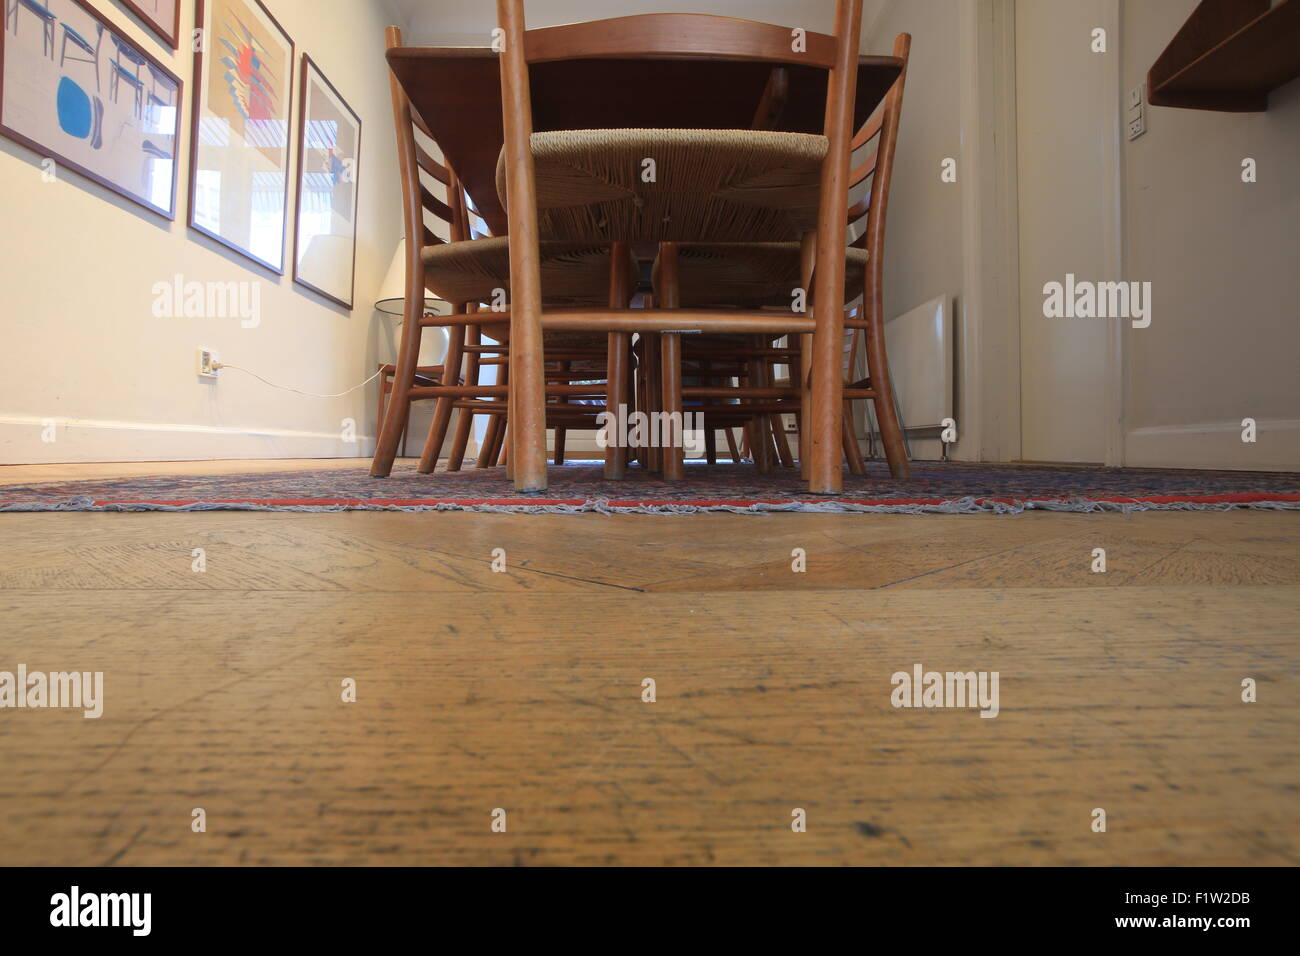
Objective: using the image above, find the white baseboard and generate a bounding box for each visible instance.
[1125,419,1300,472]
[0,415,373,465]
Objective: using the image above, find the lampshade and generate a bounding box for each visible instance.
[375,238,450,318]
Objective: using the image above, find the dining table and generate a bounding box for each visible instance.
[385,46,905,240]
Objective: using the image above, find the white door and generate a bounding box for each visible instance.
[1015,0,1114,463]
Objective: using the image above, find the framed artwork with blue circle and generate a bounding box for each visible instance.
[0,0,183,219]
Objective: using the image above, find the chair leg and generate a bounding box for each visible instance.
[759,340,796,468]
[371,272,426,479]
[661,333,684,480]
[605,333,630,478]
[377,370,388,458]
[605,242,632,479]
[765,346,796,468]
[478,414,502,468]
[797,333,813,478]
[447,324,481,471]
[449,325,486,470]
[773,412,795,468]
[724,427,741,463]
[553,359,570,466]
[643,332,663,474]
[656,243,685,481]
[864,296,911,478]
[704,426,717,465]
[553,426,567,466]
[476,337,507,467]
[418,323,465,473]
[746,341,772,474]
[842,401,866,475]
[796,231,816,479]
[499,0,547,493]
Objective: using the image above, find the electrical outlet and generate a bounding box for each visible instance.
[197,349,219,379]
[1127,111,1145,140]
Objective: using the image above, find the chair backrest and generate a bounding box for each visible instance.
[386,26,473,256]
[496,1,869,244]
[843,33,910,382]
[847,33,910,291]
[522,13,844,69]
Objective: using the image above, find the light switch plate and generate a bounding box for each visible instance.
[1126,83,1144,111]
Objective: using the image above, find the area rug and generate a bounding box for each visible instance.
[3,461,1300,514]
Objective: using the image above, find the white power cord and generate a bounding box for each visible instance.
[213,362,385,399]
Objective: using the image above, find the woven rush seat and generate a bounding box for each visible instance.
[656,242,870,309]
[496,129,828,243]
[420,236,627,307]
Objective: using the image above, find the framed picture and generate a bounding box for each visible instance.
[188,0,294,274]
[116,0,180,50]
[0,0,182,219]
[293,55,360,309]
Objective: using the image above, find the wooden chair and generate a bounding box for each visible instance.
[495,1,886,493]
[660,33,914,479]
[371,25,629,479]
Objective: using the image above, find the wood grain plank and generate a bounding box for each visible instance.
[0,584,1295,866]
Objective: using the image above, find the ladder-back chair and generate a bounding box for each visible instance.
[662,32,914,480]
[495,0,887,493]
[372,25,627,478]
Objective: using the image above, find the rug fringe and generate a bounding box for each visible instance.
[4,495,1300,515]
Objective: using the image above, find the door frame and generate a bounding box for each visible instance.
[957,0,1022,463]
[958,0,1126,465]
[1099,0,1125,467]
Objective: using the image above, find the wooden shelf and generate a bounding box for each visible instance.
[1148,0,1300,112]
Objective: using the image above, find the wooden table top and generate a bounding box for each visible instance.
[387,48,904,237]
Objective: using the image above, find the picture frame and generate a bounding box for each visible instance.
[0,0,183,220]
[292,54,361,309]
[187,0,294,274]
[116,0,180,50]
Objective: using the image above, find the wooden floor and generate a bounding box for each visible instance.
[0,460,1297,866]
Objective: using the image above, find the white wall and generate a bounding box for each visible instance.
[1121,0,1300,470]
[861,0,964,329]
[0,0,409,464]
[861,0,966,460]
